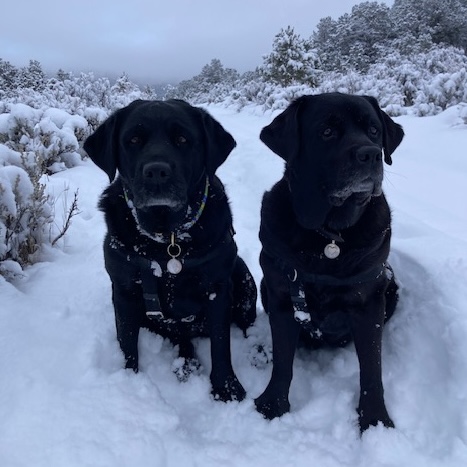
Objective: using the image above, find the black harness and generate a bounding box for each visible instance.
[265,247,389,342]
[122,175,235,325]
[136,230,235,324]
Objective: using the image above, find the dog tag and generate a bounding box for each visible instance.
[167,257,183,274]
[167,232,183,274]
[324,240,340,259]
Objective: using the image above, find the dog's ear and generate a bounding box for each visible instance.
[260,96,306,160]
[363,96,404,165]
[198,107,236,177]
[84,112,120,181]
[84,101,142,181]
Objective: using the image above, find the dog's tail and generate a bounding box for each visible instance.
[384,266,399,323]
[231,256,257,335]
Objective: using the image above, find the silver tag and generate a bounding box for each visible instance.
[167,257,183,274]
[324,241,340,259]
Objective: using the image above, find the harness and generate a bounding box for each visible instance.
[264,222,389,341]
[284,256,387,341]
[122,176,235,325]
[137,230,235,324]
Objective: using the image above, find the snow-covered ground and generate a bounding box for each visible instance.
[1,103,467,467]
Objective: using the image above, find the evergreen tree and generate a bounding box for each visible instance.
[390,0,467,53]
[260,26,320,86]
[56,69,72,81]
[0,59,19,93]
[313,2,393,72]
[165,59,239,101]
[141,84,158,100]
[19,59,46,91]
[111,72,139,94]
[195,58,239,93]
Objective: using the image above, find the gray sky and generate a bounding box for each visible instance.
[2,0,393,84]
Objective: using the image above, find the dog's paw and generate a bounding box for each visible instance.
[248,344,272,369]
[172,357,201,382]
[357,406,395,433]
[211,375,246,402]
[254,393,290,420]
[124,357,139,373]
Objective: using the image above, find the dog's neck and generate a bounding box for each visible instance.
[123,176,210,244]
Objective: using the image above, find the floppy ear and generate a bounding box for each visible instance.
[198,107,236,177]
[363,96,404,165]
[260,96,307,160]
[83,101,142,181]
[83,113,120,181]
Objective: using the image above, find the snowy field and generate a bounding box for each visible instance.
[1,103,467,467]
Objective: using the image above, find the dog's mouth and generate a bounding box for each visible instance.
[134,196,185,211]
[328,179,382,207]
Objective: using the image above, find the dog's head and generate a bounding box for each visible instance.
[84,99,235,230]
[260,93,404,230]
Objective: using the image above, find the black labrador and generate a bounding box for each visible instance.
[84,99,257,402]
[255,93,404,432]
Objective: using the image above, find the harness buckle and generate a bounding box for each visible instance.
[146,310,164,320]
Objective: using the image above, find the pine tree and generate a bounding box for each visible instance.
[313,3,393,72]
[260,26,320,86]
[19,59,46,91]
[0,59,20,93]
[391,0,467,53]
[56,69,72,81]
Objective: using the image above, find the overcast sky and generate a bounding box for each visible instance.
[2,0,394,85]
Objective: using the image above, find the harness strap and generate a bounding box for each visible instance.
[267,250,386,324]
[138,257,163,315]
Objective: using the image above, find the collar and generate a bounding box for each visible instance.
[316,226,344,243]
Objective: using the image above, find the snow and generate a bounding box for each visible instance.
[1,104,467,467]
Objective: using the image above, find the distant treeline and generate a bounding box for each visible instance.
[1,0,467,117]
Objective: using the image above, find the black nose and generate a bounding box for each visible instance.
[355,146,382,164]
[143,162,172,182]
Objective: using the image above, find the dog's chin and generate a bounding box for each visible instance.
[134,204,188,234]
[329,191,373,207]
[134,197,186,212]
[328,180,382,207]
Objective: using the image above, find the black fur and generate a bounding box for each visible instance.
[84,99,257,402]
[255,93,404,432]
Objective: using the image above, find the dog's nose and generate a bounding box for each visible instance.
[143,162,172,182]
[355,146,382,164]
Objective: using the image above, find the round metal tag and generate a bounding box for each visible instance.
[324,242,340,259]
[167,258,183,274]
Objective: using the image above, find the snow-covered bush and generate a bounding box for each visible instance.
[208,45,467,117]
[459,103,467,125]
[0,103,84,279]
[0,165,53,278]
[0,103,88,174]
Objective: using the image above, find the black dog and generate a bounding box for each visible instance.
[254,93,404,431]
[84,99,257,402]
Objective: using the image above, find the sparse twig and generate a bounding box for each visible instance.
[51,189,79,246]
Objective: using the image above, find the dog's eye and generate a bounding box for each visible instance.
[322,127,333,139]
[369,126,378,136]
[130,135,142,145]
[175,135,188,146]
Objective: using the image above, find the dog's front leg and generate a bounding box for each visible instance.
[255,285,300,420]
[350,290,394,432]
[112,283,143,372]
[206,281,245,402]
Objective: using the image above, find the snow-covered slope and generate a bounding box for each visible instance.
[1,104,466,467]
